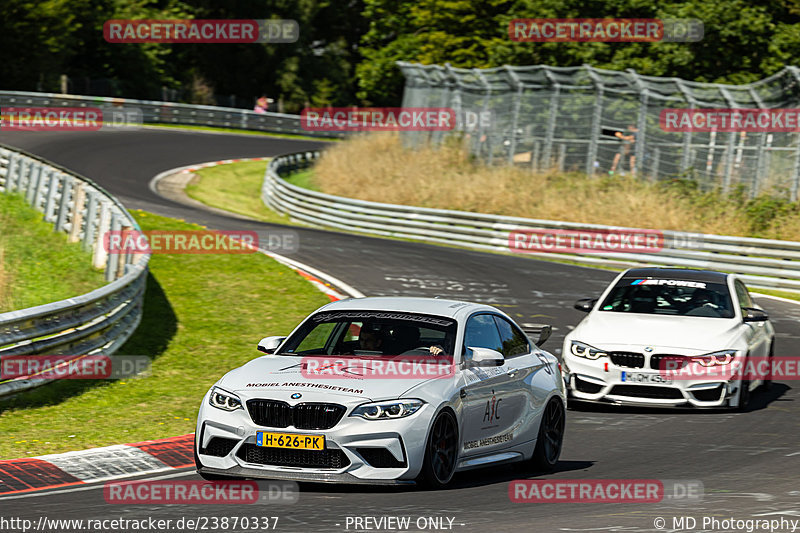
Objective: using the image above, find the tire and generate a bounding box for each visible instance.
[418,409,459,488]
[760,341,774,391]
[736,353,751,411]
[530,397,565,472]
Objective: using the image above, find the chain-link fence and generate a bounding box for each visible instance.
[398,62,800,200]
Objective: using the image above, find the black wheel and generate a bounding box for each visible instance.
[531,397,565,472]
[760,342,774,391]
[737,353,751,411]
[418,410,458,488]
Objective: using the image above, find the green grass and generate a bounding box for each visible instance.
[0,210,329,459]
[185,160,293,225]
[284,169,320,191]
[144,123,339,143]
[750,288,800,302]
[0,192,105,313]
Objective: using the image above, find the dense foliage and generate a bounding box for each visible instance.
[2,0,799,111]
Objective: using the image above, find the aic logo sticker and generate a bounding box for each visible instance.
[483,394,501,422]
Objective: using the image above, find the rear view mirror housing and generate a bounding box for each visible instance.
[466,347,505,367]
[574,298,598,313]
[742,307,769,323]
[257,336,286,354]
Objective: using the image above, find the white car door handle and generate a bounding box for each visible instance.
[506,369,518,378]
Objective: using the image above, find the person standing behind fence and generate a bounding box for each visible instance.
[609,124,638,176]
[254,95,272,114]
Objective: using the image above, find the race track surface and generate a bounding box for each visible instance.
[1,128,799,533]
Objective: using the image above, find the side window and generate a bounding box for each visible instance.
[493,316,530,358]
[734,281,753,309]
[463,314,503,354]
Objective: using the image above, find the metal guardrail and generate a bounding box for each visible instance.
[263,152,800,292]
[0,90,342,139]
[0,144,149,397]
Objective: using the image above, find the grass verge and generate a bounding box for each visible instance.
[0,192,105,313]
[0,210,329,459]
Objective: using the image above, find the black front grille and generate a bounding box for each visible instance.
[609,352,645,368]
[203,437,238,457]
[357,448,406,468]
[237,444,349,469]
[609,385,684,399]
[650,354,689,371]
[574,376,603,394]
[247,400,346,429]
[691,385,724,402]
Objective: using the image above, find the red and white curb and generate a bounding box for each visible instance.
[0,434,194,495]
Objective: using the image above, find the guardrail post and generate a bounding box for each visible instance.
[18,159,30,193]
[55,175,73,232]
[117,225,132,278]
[83,191,99,252]
[68,183,87,243]
[43,170,59,221]
[6,153,20,192]
[105,213,121,281]
[25,162,42,206]
[93,201,111,270]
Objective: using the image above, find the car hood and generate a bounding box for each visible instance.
[219,355,447,401]
[571,312,741,351]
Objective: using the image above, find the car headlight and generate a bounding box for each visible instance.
[350,399,424,420]
[570,341,608,360]
[690,350,737,367]
[208,387,243,411]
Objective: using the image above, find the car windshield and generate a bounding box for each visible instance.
[278,311,458,356]
[599,278,735,318]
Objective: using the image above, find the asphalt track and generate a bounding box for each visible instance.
[2,128,800,533]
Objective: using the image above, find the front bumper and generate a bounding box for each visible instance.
[195,395,433,483]
[563,353,743,409]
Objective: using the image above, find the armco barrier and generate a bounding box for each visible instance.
[0,144,148,397]
[0,90,341,139]
[262,152,800,292]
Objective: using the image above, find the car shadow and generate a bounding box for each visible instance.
[567,383,790,414]
[293,460,595,494]
[0,272,177,412]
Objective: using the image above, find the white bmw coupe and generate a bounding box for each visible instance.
[195,297,566,487]
[563,268,775,409]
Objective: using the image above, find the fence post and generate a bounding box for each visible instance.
[557,144,566,172]
[723,132,737,194]
[650,148,660,180]
[586,81,604,176]
[506,68,524,165]
[531,141,541,173]
[791,133,800,202]
[542,78,560,171]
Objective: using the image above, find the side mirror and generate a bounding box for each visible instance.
[574,298,598,313]
[742,307,769,323]
[523,324,552,347]
[257,336,286,354]
[467,346,505,367]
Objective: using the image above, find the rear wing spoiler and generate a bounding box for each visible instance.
[522,324,552,347]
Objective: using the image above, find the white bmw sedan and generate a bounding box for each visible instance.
[195,297,566,487]
[563,268,775,409]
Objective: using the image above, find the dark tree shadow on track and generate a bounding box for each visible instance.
[0,272,177,412]
[567,383,790,415]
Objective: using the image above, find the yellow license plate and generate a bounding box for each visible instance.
[256,432,324,450]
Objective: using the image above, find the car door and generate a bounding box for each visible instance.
[492,315,550,446]
[734,280,770,379]
[459,313,525,456]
